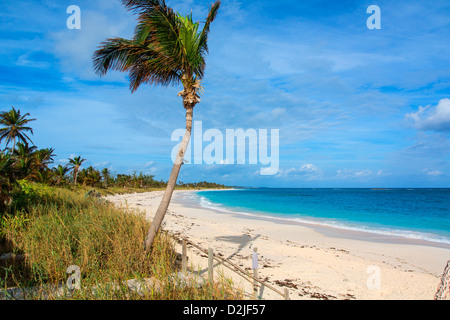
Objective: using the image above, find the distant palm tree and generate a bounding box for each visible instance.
[13,142,38,180]
[53,164,70,186]
[68,155,86,186]
[101,167,110,188]
[93,0,221,251]
[13,142,37,161]
[34,148,56,171]
[85,167,102,187]
[14,157,35,181]
[0,107,36,151]
[116,174,130,188]
[77,168,87,186]
[35,168,54,185]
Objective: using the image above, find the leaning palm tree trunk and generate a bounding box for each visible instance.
[144,105,193,251]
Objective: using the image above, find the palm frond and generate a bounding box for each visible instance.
[93,0,220,94]
[121,0,166,15]
[93,38,150,76]
[198,0,221,55]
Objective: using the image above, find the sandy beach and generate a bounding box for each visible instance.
[106,190,450,300]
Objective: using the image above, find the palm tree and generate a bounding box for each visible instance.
[13,142,38,180]
[0,107,36,151]
[68,155,86,186]
[13,142,37,161]
[93,0,221,251]
[116,174,131,188]
[101,167,110,188]
[53,164,70,186]
[35,168,54,185]
[82,166,102,187]
[34,148,56,172]
[77,168,88,186]
[87,168,102,188]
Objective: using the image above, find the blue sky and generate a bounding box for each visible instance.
[1,0,449,187]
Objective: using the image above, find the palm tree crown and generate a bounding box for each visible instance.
[0,107,36,151]
[93,0,220,106]
[53,164,70,185]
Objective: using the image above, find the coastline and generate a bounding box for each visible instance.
[180,190,450,250]
[106,189,450,300]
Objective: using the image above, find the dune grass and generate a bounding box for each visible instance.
[0,181,242,300]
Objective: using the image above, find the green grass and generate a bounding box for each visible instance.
[0,181,242,300]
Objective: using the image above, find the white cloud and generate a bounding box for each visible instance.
[278,163,322,180]
[299,163,320,173]
[405,98,450,132]
[56,159,69,165]
[426,169,443,176]
[336,169,374,179]
[144,161,155,168]
[376,170,391,176]
[94,161,111,168]
[354,169,373,177]
[16,52,51,69]
[143,167,158,175]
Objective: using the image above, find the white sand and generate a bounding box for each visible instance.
[106,190,450,300]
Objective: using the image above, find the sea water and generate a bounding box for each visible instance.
[187,188,450,245]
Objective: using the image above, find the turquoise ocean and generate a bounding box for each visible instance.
[185,188,450,245]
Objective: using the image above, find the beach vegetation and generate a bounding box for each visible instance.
[0,105,235,299]
[0,176,232,299]
[0,182,241,299]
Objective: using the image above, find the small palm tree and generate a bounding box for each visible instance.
[101,167,110,188]
[35,168,54,185]
[13,142,37,161]
[34,148,56,171]
[86,167,102,187]
[53,164,70,186]
[0,107,36,151]
[93,0,221,251]
[12,142,38,180]
[77,168,88,186]
[68,155,86,186]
